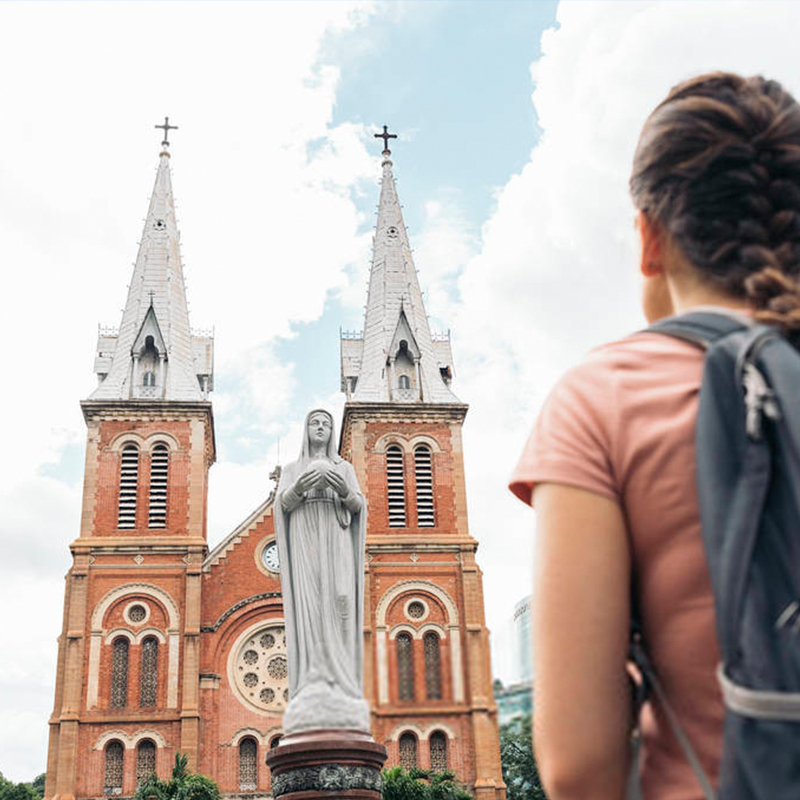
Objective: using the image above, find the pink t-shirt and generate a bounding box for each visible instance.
[510,329,727,800]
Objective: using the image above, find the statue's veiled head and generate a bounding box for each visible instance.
[299,408,339,463]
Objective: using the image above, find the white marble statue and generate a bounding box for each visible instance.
[274,408,370,733]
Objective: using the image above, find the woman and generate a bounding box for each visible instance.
[509,73,800,799]
[274,408,369,733]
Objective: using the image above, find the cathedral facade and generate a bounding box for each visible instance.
[44,134,506,800]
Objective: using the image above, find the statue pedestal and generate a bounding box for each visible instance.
[266,728,387,800]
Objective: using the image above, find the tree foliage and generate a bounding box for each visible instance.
[133,754,220,800]
[499,715,547,800]
[382,767,474,800]
[0,773,41,800]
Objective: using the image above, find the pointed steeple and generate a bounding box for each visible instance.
[90,135,213,402]
[341,131,459,404]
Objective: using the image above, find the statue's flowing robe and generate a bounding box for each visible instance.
[274,456,366,700]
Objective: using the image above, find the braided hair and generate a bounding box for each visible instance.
[630,72,800,345]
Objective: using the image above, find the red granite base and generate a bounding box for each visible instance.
[265,729,388,800]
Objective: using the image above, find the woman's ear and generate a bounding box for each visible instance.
[637,211,664,278]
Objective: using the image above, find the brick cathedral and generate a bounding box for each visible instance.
[44,130,506,800]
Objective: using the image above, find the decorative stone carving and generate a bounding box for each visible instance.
[272,764,382,796]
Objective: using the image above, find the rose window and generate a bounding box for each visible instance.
[407,601,425,620]
[128,604,147,623]
[231,624,289,713]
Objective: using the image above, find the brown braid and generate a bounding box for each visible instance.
[630,72,800,346]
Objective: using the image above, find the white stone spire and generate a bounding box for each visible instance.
[341,139,459,404]
[90,141,213,402]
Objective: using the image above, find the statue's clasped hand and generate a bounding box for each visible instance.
[324,469,350,498]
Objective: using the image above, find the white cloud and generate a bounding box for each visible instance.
[444,0,800,680]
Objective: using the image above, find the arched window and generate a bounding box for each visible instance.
[148,445,169,528]
[398,374,410,390]
[396,632,414,701]
[414,445,434,527]
[110,637,129,708]
[104,741,124,794]
[118,445,139,529]
[136,740,156,785]
[424,632,442,700]
[429,732,448,773]
[239,737,258,791]
[386,445,406,527]
[398,733,418,769]
[143,371,156,387]
[140,637,159,707]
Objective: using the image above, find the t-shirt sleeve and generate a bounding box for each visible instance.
[508,360,620,507]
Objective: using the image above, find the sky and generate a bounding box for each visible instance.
[2,0,800,783]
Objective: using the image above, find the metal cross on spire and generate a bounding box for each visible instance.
[374,125,397,154]
[155,116,178,147]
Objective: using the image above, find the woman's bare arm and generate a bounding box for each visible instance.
[532,483,632,800]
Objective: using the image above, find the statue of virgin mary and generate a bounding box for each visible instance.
[274,408,370,733]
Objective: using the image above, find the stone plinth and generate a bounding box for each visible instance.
[266,729,387,800]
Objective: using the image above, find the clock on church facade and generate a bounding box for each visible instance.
[44,132,506,800]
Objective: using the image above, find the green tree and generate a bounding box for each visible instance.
[381,767,474,800]
[30,776,45,800]
[499,715,547,800]
[0,773,41,800]
[133,754,220,800]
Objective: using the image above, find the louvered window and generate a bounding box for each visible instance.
[148,445,169,528]
[414,446,434,527]
[424,632,442,700]
[136,740,156,785]
[239,737,258,791]
[118,445,139,529]
[429,732,448,772]
[396,632,414,701]
[386,445,406,527]
[140,637,158,707]
[110,637,129,708]
[104,741,124,794]
[398,733,418,769]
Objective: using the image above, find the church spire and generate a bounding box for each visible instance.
[90,126,213,402]
[341,128,459,404]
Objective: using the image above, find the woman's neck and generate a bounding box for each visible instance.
[308,443,327,459]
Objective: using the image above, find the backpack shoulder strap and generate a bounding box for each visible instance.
[646,311,749,350]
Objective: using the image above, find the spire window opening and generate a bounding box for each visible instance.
[386,446,406,527]
[140,637,159,707]
[104,741,124,795]
[396,632,414,701]
[398,733,418,769]
[398,374,411,390]
[118,445,139,529]
[136,740,156,786]
[414,446,435,527]
[429,732,448,772]
[143,371,156,387]
[148,445,169,528]
[424,632,442,700]
[238,737,258,792]
[110,637,129,708]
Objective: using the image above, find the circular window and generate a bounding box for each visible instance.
[230,623,289,714]
[407,602,425,619]
[403,598,430,622]
[268,656,288,680]
[387,226,399,238]
[123,601,151,626]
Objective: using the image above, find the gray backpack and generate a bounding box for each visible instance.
[629,311,800,800]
